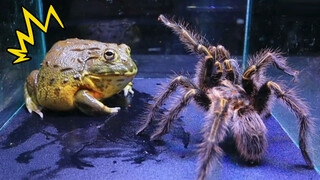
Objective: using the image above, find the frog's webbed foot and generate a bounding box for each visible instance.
[123,82,134,96]
[24,84,43,118]
[107,106,121,113]
[74,90,121,115]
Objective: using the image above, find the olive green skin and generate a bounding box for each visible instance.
[24,38,137,117]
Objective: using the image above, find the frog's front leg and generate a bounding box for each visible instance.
[24,70,44,118]
[74,90,120,115]
[123,82,134,96]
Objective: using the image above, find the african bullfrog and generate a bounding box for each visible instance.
[24,38,138,118]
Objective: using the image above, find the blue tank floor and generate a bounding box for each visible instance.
[0,77,318,180]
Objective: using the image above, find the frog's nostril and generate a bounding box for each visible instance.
[125,47,131,54]
[121,58,128,62]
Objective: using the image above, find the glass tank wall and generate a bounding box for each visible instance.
[248,0,320,173]
[0,0,45,130]
[0,0,319,179]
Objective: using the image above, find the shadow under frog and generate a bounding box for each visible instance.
[0,90,191,179]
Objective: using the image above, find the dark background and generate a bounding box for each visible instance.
[42,0,246,55]
[250,0,320,55]
[40,0,320,56]
[1,0,320,56]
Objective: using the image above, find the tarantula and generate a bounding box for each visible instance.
[136,15,314,180]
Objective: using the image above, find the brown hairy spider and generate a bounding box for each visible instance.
[136,15,314,180]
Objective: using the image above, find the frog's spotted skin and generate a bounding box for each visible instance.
[24,38,138,117]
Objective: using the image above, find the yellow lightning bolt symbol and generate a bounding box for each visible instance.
[7,5,64,64]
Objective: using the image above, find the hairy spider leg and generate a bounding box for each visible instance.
[211,45,231,62]
[197,98,230,180]
[136,76,199,135]
[197,45,237,89]
[158,14,231,90]
[264,81,314,168]
[223,59,241,84]
[157,14,220,89]
[150,89,201,140]
[242,50,313,168]
[196,55,223,89]
[158,14,211,56]
[252,82,273,118]
[242,50,299,95]
[232,105,267,162]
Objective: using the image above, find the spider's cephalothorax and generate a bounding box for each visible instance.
[136,15,314,180]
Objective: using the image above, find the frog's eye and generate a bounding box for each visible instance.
[104,50,115,60]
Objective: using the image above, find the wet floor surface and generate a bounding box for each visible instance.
[0,76,319,180]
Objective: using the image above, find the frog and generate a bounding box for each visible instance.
[24,38,138,118]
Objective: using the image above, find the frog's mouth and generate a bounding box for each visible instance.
[87,73,136,78]
[86,73,136,86]
[82,69,137,90]
[85,66,138,77]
